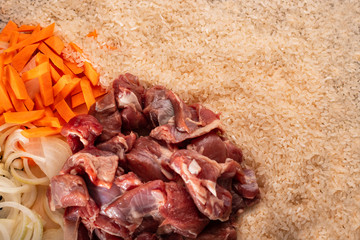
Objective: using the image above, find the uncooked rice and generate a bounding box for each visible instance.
[1,0,359,239]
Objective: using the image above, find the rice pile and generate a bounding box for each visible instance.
[1,0,359,239]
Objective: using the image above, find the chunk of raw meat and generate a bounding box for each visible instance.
[113,73,145,110]
[195,221,237,240]
[89,90,123,142]
[97,132,137,167]
[126,137,175,182]
[48,174,89,211]
[121,105,148,131]
[170,150,232,221]
[114,172,143,193]
[143,86,175,127]
[158,182,209,238]
[61,114,103,153]
[101,180,166,233]
[233,168,259,200]
[150,104,222,144]
[60,147,119,189]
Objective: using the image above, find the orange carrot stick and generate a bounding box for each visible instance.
[0,21,18,42]
[23,96,35,111]
[11,43,39,72]
[4,110,45,124]
[44,35,64,55]
[53,74,71,96]
[49,64,61,83]
[80,77,95,110]
[39,72,54,106]
[17,25,37,32]
[0,79,13,111]
[21,127,61,138]
[64,61,83,75]
[6,65,29,100]
[38,42,64,71]
[54,99,75,122]
[33,116,61,128]
[83,61,99,86]
[21,61,50,81]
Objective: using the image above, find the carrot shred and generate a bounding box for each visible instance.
[17,33,31,43]
[6,80,27,112]
[44,107,55,117]
[6,64,29,100]
[71,84,82,96]
[17,25,37,32]
[84,61,99,86]
[11,43,39,72]
[34,93,44,110]
[4,110,45,124]
[35,52,49,64]
[39,72,54,106]
[71,85,106,108]
[0,105,4,115]
[69,42,83,53]
[21,61,50,81]
[49,64,61,83]
[0,79,13,111]
[38,42,65,71]
[23,96,35,111]
[21,127,61,138]
[9,31,20,47]
[5,23,55,53]
[0,115,5,125]
[33,116,61,128]
[64,60,83,75]
[80,77,96,110]
[54,99,75,122]
[0,21,18,42]
[61,62,76,78]
[53,74,71,96]
[73,103,89,115]
[87,30,98,38]
[54,78,80,104]
[44,36,64,55]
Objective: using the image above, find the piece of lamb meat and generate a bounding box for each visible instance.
[61,114,103,153]
[125,136,175,182]
[48,174,89,211]
[60,147,119,189]
[170,150,233,221]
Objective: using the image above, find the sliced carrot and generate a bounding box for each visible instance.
[54,99,75,122]
[22,61,50,81]
[87,30,98,38]
[44,35,64,55]
[21,127,61,138]
[73,103,89,115]
[17,33,31,43]
[6,65,29,100]
[33,116,61,128]
[35,52,49,64]
[84,61,99,86]
[62,62,76,78]
[0,115,5,125]
[38,42,64,71]
[34,93,44,110]
[92,85,107,97]
[17,25,37,32]
[64,60,83,75]
[71,84,82,96]
[11,43,39,72]
[53,74,71,96]
[71,92,84,108]
[0,21,18,42]
[0,105,4,115]
[71,85,106,108]
[0,77,13,111]
[54,77,80,104]
[39,72,54,106]
[7,85,27,111]
[4,110,45,124]
[80,77,95,110]
[5,23,55,53]
[44,107,54,117]
[69,42,83,53]
[9,31,20,47]
[23,96,35,111]
[49,64,61,83]
[0,54,4,83]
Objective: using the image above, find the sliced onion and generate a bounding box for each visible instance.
[11,167,49,186]
[0,202,43,240]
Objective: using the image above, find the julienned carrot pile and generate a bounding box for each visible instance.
[0,21,107,138]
